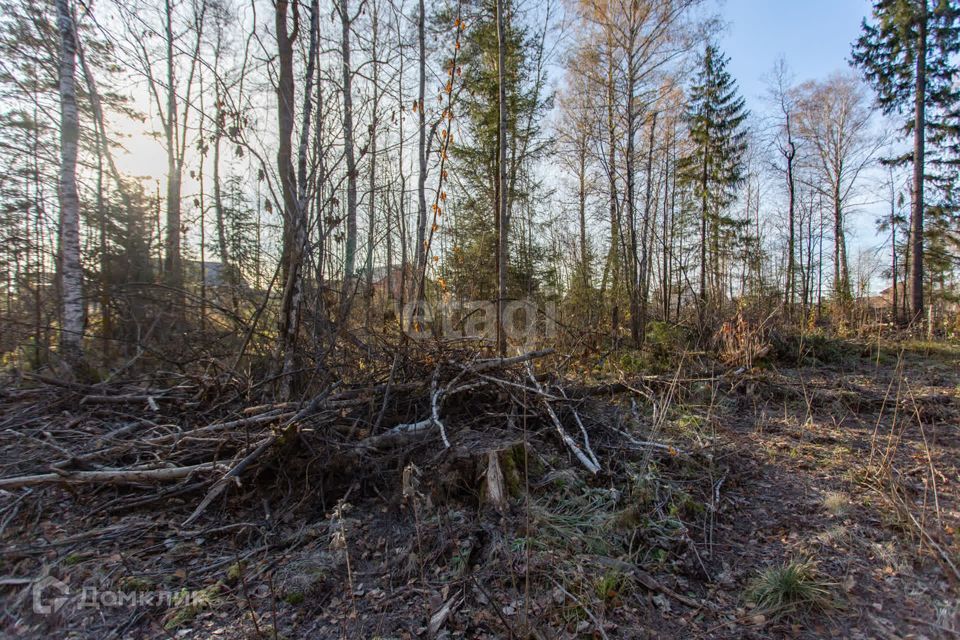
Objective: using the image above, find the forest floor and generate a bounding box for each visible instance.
[1,337,959,639]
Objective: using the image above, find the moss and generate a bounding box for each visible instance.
[117,576,153,591]
[649,547,669,566]
[647,321,690,356]
[611,505,643,530]
[225,562,244,583]
[501,444,526,496]
[674,414,702,431]
[284,591,305,605]
[674,491,705,517]
[618,351,646,374]
[162,582,223,630]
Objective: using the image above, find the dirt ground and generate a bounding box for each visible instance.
[1,340,958,639]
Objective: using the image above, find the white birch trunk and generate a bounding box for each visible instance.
[56,0,85,367]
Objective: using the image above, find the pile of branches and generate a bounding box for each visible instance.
[0,348,671,525]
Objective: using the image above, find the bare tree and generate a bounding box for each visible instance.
[766,59,798,310]
[794,72,880,304]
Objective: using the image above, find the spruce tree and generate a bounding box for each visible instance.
[851,0,960,325]
[679,44,749,308]
[444,0,550,302]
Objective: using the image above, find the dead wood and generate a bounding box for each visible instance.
[0,462,229,489]
[0,347,686,536]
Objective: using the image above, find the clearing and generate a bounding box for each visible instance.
[1,339,958,639]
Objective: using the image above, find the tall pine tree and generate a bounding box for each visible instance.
[851,0,960,325]
[679,44,749,309]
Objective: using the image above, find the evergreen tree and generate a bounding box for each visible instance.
[679,44,749,308]
[443,0,551,302]
[851,0,960,324]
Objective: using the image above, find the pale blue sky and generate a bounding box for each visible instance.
[718,0,874,109]
[717,0,890,288]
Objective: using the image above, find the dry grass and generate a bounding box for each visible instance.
[822,491,851,517]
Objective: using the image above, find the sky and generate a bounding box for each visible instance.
[718,0,874,108]
[717,0,892,288]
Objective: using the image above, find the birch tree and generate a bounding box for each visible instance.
[55,0,84,367]
[793,73,879,305]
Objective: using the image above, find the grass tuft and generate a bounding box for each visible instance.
[745,559,833,619]
[822,491,851,517]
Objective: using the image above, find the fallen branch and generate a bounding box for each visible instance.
[0,462,228,489]
[80,394,170,405]
[468,348,554,372]
[526,365,600,474]
[431,371,450,448]
[591,556,721,613]
[183,435,279,526]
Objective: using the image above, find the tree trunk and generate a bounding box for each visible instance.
[603,32,620,331]
[624,40,639,347]
[577,141,588,289]
[495,0,508,357]
[365,1,380,318]
[163,0,182,290]
[396,36,408,317]
[56,0,84,368]
[662,128,676,322]
[699,144,709,311]
[638,111,657,345]
[341,0,359,313]
[274,0,303,398]
[909,3,926,325]
[888,169,898,326]
[784,120,796,310]
[414,0,428,285]
[212,86,230,276]
[833,188,850,302]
